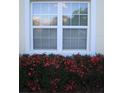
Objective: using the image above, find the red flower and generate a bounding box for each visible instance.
[28,72,32,76]
[27,80,40,92]
[64,80,77,92]
[64,59,85,77]
[31,86,36,91]
[90,56,102,65]
[50,78,60,93]
[31,55,41,64]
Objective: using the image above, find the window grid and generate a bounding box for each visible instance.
[31,1,89,51]
[31,2,58,49]
[62,2,88,50]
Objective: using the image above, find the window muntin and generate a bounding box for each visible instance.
[31,2,89,50]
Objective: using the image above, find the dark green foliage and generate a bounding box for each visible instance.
[19,54,104,93]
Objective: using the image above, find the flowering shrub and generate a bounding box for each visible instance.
[19,54,104,93]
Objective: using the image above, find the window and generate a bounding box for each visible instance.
[32,3,58,49]
[31,1,89,52]
[62,3,88,49]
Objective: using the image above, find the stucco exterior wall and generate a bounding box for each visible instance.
[19,0,104,54]
[19,0,25,54]
[96,0,104,54]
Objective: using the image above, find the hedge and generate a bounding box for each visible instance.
[19,54,104,93]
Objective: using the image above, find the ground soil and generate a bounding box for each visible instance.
[20,88,104,93]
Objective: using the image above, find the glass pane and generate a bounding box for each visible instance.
[79,39,87,49]
[63,3,72,14]
[50,29,57,39]
[80,3,88,14]
[71,15,79,26]
[63,15,71,26]
[33,28,57,49]
[71,29,79,39]
[33,28,41,39]
[70,39,79,49]
[49,39,57,49]
[33,16,41,26]
[40,15,50,26]
[79,29,87,39]
[50,15,57,26]
[63,28,87,49]
[63,29,71,39]
[32,3,57,14]
[63,39,71,49]
[72,3,80,14]
[63,29,70,49]
[32,3,48,14]
[41,39,50,49]
[40,28,50,38]
[80,15,87,26]
[48,3,57,14]
[33,39,42,49]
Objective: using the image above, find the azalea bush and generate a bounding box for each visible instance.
[19,54,104,93]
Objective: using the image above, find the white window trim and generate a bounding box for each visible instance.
[24,0,96,55]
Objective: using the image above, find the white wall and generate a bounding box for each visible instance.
[19,0,104,54]
[96,0,104,54]
[19,0,25,54]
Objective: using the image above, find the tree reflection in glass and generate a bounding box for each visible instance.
[33,16,41,26]
[50,16,57,26]
[63,15,71,25]
[80,3,88,14]
[71,15,79,26]
[62,3,88,26]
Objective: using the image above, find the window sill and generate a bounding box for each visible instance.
[25,49,93,56]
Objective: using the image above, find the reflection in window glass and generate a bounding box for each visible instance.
[63,15,71,25]
[80,15,87,26]
[72,3,80,14]
[63,3,81,15]
[62,3,88,26]
[48,3,57,14]
[32,3,48,14]
[63,3,72,14]
[33,15,57,26]
[50,15,57,26]
[80,3,88,14]
[71,15,79,26]
[33,16,41,26]
[32,2,89,50]
[32,3,57,14]
[40,15,50,26]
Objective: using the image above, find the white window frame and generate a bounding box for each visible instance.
[24,0,96,55]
